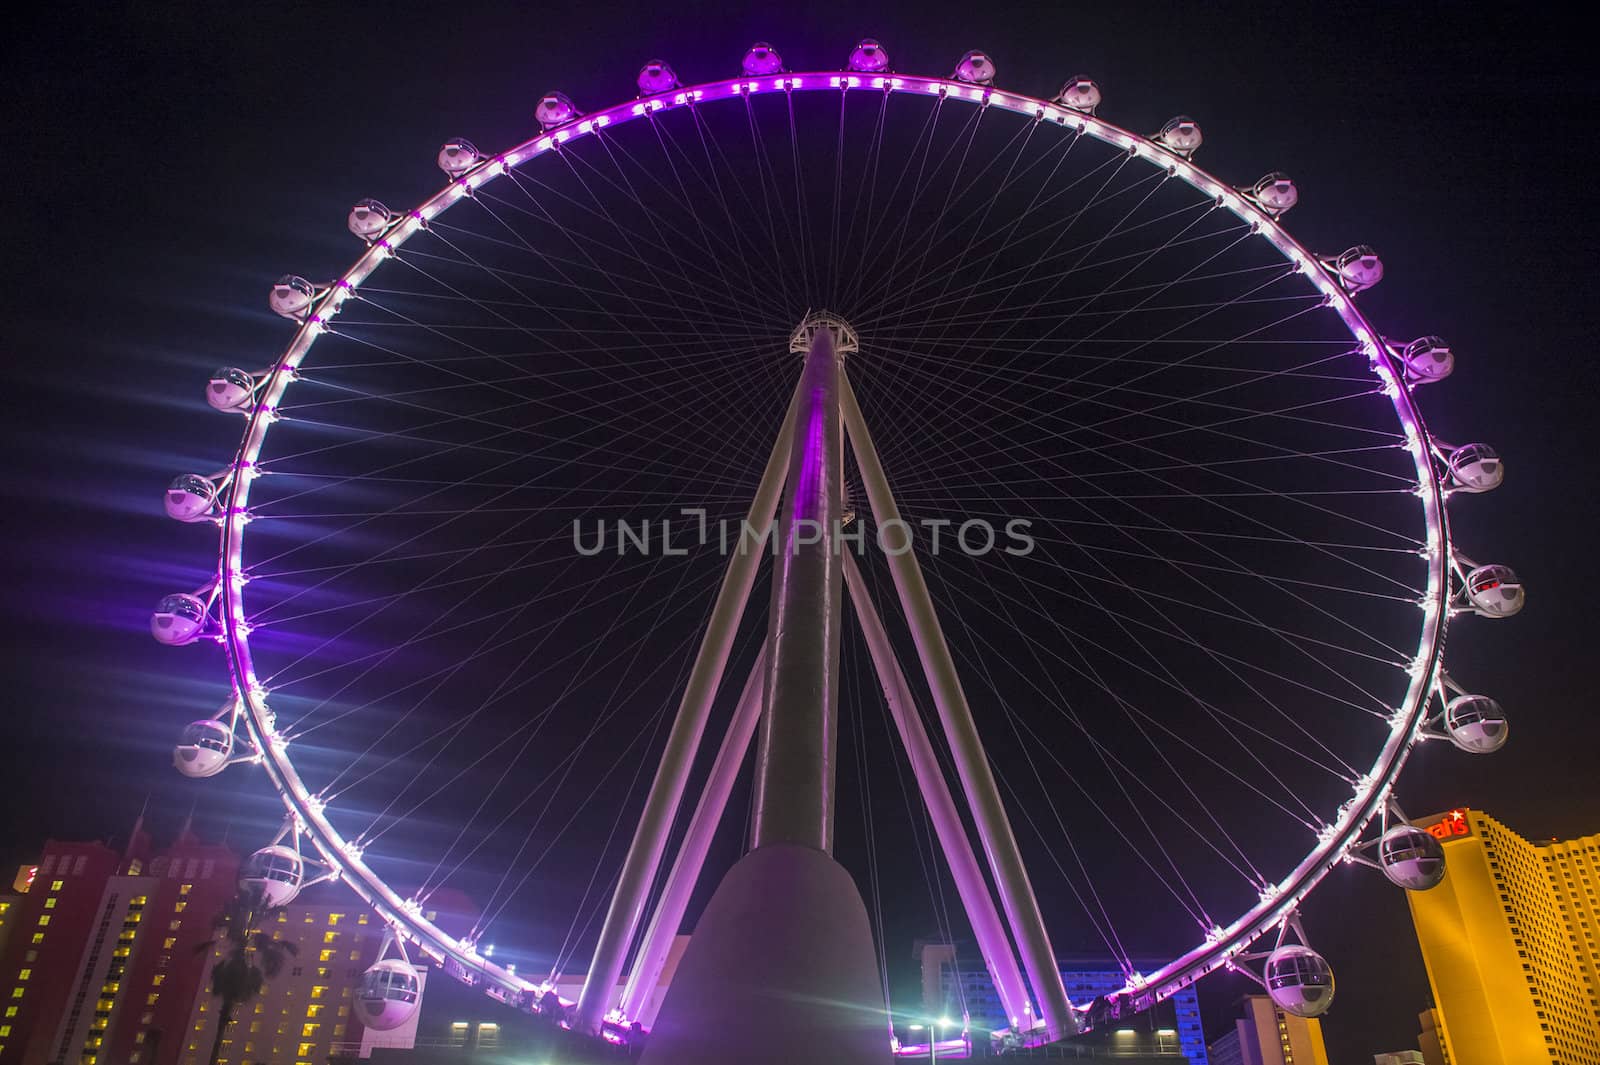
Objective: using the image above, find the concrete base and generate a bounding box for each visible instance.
[640,844,890,1065]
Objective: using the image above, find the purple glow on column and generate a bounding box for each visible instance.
[792,386,827,527]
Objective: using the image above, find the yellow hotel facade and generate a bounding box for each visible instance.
[1407,808,1600,1065]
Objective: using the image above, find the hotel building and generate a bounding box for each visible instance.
[1205,994,1329,1065]
[1406,808,1600,1065]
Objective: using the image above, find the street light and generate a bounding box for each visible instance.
[906,1017,958,1062]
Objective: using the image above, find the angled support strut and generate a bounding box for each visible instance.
[619,642,769,1022]
[840,370,1076,1040]
[842,548,1032,1031]
[575,388,800,1034]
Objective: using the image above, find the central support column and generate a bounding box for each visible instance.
[642,318,887,1065]
[751,322,846,852]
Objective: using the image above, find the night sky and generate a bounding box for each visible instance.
[1,3,1595,1062]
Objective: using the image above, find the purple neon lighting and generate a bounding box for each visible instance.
[209,69,1451,1022]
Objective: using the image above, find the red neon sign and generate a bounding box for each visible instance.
[1427,809,1471,840]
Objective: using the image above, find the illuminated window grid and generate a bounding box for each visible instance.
[1467,811,1600,1064]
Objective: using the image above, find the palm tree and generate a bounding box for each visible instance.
[196,887,298,1065]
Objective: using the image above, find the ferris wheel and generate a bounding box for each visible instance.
[153,39,1521,1049]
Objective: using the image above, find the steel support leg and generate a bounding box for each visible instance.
[751,324,845,852]
[618,642,768,1023]
[839,371,1075,1040]
[575,389,800,1035]
[841,549,1032,1031]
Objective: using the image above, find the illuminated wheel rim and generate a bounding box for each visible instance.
[187,70,1454,1018]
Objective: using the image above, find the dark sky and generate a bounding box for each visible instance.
[1,3,1595,1062]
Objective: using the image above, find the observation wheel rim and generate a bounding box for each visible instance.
[211,69,1452,1019]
